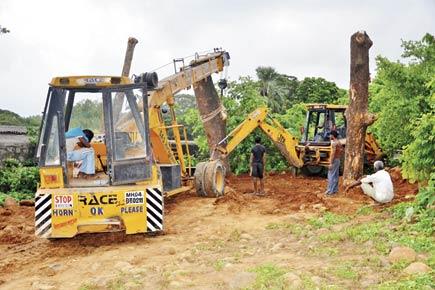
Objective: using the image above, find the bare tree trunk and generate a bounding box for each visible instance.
[193,76,229,171]
[113,37,138,122]
[343,31,376,186]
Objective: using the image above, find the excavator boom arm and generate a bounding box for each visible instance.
[214,107,304,168]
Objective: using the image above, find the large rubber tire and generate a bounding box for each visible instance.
[194,160,225,197]
[194,162,207,197]
[301,165,325,176]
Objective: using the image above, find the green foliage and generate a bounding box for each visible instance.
[375,273,434,290]
[330,262,359,280]
[308,212,350,229]
[0,159,39,204]
[69,99,104,132]
[182,73,344,173]
[401,85,435,182]
[0,109,25,125]
[294,77,347,104]
[248,263,287,290]
[415,173,435,209]
[369,33,434,160]
[273,103,307,139]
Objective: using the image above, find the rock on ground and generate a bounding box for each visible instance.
[404,262,432,275]
[3,197,18,208]
[388,246,416,263]
[228,272,256,289]
[284,272,302,288]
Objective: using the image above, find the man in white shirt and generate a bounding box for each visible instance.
[345,161,394,203]
[65,128,95,177]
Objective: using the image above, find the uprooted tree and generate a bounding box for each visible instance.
[343,31,376,185]
[193,76,229,170]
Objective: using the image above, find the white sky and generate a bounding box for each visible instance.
[0,0,434,116]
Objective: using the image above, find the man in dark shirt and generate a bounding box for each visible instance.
[250,136,266,195]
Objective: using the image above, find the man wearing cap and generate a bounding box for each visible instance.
[345,160,394,203]
[65,127,95,177]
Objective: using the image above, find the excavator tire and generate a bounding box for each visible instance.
[301,165,326,176]
[194,160,225,197]
[194,162,207,197]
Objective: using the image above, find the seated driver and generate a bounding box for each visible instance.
[65,128,95,177]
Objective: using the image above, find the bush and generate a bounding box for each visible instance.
[0,159,39,204]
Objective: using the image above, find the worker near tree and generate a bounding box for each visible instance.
[325,130,343,195]
[65,128,95,177]
[250,136,266,195]
[345,160,394,203]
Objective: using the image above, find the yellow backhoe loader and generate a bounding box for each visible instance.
[35,49,229,238]
[198,104,383,184]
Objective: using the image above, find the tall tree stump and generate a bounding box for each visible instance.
[193,76,229,171]
[114,37,138,122]
[343,31,376,185]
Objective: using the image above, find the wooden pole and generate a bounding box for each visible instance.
[193,76,229,171]
[343,31,376,185]
[113,37,138,122]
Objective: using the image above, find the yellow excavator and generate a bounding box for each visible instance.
[200,104,383,179]
[35,49,229,238]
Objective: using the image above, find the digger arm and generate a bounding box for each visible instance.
[213,107,304,168]
[258,120,304,168]
[213,107,268,157]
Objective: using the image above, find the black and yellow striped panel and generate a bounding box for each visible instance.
[146,188,163,232]
[35,194,52,237]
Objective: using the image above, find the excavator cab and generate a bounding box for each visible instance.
[296,103,382,174]
[35,76,164,238]
[301,104,347,145]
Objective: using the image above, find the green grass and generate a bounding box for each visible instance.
[319,231,346,242]
[330,262,359,280]
[356,205,375,215]
[308,246,339,257]
[78,284,98,290]
[213,259,225,271]
[308,212,350,229]
[248,264,287,290]
[373,273,434,290]
[265,222,308,237]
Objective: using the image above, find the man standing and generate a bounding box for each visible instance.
[345,160,394,203]
[325,131,343,196]
[250,136,266,195]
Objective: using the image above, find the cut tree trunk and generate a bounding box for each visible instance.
[113,37,138,122]
[343,31,376,186]
[193,76,229,171]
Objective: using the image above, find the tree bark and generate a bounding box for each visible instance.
[114,37,138,122]
[343,31,376,186]
[193,76,229,171]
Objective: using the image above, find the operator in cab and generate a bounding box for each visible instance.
[65,128,95,178]
[250,136,266,195]
[345,160,394,203]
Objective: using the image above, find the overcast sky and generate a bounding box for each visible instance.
[0,0,434,116]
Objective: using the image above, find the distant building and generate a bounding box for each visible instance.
[0,125,33,165]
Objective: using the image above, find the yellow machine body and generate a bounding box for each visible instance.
[213,105,383,171]
[36,49,230,238]
[36,166,163,238]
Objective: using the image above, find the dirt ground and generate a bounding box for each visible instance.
[0,172,419,289]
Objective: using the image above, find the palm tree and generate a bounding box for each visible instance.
[256,66,279,97]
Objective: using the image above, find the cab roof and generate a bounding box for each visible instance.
[305,103,348,110]
[49,76,132,88]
